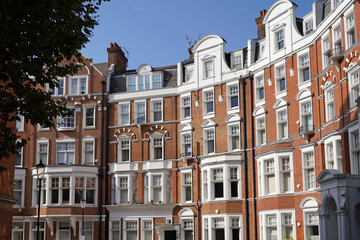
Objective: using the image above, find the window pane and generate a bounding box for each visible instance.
[231,96,238,108]
[214,182,224,198]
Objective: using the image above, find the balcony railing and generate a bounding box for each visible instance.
[329,47,344,62]
[299,125,314,134]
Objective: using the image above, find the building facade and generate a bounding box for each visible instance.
[9,0,360,239]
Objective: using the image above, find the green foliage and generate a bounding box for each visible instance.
[0,0,108,160]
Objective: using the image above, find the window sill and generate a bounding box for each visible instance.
[38,128,50,132]
[180,118,192,124]
[203,113,215,119]
[275,90,287,99]
[83,126,96,130]
[298,80,312,90]
[57,127,76,131]
[226,107,240,115]
[254,99,265,108]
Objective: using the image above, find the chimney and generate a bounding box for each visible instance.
[107,42,128,72]
[255,9,267,39]
[188,47,194,59]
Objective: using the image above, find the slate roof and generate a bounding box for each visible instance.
[110,65,178,94]
[92,62,109,76]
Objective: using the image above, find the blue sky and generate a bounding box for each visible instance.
[82,0,315,69]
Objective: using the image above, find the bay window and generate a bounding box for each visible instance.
[213,218,225,240]
[259,211,295,240]
[212,169,224,199]
[58,222,71,239]
[230,167,239,198]
[124,221,138,240]
[142,220,153,240]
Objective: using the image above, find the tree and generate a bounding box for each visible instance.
[0,0,108,161]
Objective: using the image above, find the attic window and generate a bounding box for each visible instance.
[275,30,285,50]
[305,19,313,34]
[232,53,242,69]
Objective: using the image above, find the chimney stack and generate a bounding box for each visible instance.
[188,47,194,59]
[107,42,128,72]
[255,9,267,39]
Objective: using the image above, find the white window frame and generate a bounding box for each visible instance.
[123,220,139,240]
[348,66,359,108]
[180,94,192,121]
[276,107,288,140]
[184,65,194,83]
[16,114,24,132]
[181,132,192,158]
[275,63,286,94]
[56,138,75,165]
[259,210,295,240]
[304,17,314,35]
[257,152,294,196]
[118,102,130,125]
[57,222,71,240]
[228,123,240,152]
[181,218,194,240]
[13,175,25,208]
[57,107,76,130]
[110,221,120,240]
[344,9,356,50]
[82,137,95,165]
[325,87,335,122]
[322,33,331,69]
[141,219,153,240]
[15,146,23,167]
[202,215,243,240]
[255,74,265,104]
[301,146,316,191]
[83,104,96,129]
[229,167,240,199]
[203,59,214,79]
[37,138,49,165]
[332,21,343,53]
[126,72,163,92]
[203,88,215,117]
[211,168,224,200]
[348,125,360,174]
[134,100,146,123]
[227,82,239,112]
[232,52,243,69]
[74,176,96,205]
[203,128,215,155]
[12,221,24,240]
[324,135,342,172]
[118,136,131,162]
[68,75,88,95]
[299,98,313,132]
[143,172,171,204]
[181,170,193,203]
[298,51,311,86]
[46,77,65,97]
[150,133,164,161]
[256,115,266,146]
[303,210,320,240]
[31,220,46,240]
[275,29,285,51]
[150,98,163,122]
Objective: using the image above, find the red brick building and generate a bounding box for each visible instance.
[8,0,360,239]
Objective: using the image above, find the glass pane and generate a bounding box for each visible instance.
[231,96,238,108]
[214,182,224,198]
[153,188,161,203]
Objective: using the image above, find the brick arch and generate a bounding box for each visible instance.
[113,127,137,140]
[343,50,360,69]
[144,125,170,139]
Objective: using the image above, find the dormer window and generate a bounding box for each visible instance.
[275,30,284,50]
[185,65,194,82]
[232,53,242,69]
[126,69,162,92]
[304,19,313,34]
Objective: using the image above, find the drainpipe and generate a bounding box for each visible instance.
[194,142,202,240]
[99,80,105,240]
[249,74,258,240]
[105,99,110,240]
[240,77,250,240]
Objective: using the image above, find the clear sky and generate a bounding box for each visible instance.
[81,0,316,69]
